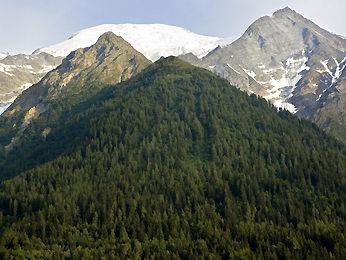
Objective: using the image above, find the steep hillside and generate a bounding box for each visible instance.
[0,32,151,151]
[0,57,345,258]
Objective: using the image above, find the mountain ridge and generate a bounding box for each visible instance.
[33,23,231,61]
[0,32,151,151]
[180,6,346,142]
[1,8,346,141]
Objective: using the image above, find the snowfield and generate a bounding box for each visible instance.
[34,24,231,61]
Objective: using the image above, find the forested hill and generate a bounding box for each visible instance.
[0,57,345,258]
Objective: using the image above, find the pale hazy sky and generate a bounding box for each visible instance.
[1,0,345,54]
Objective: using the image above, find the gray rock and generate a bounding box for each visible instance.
[0,53,61,109]
[181,7,346,142]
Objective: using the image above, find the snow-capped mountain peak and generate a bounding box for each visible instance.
[34,24,230,61]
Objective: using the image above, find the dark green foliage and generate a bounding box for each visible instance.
[0,57,345,258]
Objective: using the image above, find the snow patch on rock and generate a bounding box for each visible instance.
[243,68,257,78]
[262,52,310,113]
[39,65,57,74]
[227,64,241,74]
[0,63,16,76]
[316,57,346,101]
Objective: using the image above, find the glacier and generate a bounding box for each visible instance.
[34,24,231,61]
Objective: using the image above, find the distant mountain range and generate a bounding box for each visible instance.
[1,7,346,142]
[0,24,230,113]
[0,53,61,111]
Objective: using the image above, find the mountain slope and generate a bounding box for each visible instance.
[34,24,229,61]
[0,57,345,258]
[181,7,346,142]
[298,61,346,141]
[0,32,151,152]
[0,53,62,112]
[0,24,230,116]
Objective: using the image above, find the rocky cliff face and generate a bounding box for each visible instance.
[181,7,346,142]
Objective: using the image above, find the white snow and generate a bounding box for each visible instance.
[17,65,34,70]
[263,67,283,74]
[0,63,38,76]
[274,101,298,113]
[317,93,323,101]
[0,52,9,60]
[243,68,257,78]
[0,83,33,115]
[239,65,269,87]
[227,64,241,74]
[316,57,346,101]
[0,103,11,115]
[320,59,333,77]
[34,24,231,61]
[39,65,56,74]
[262,52,310,113]
[0,63,16,76]
[332,57,346,83]
[266,77,290,100]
